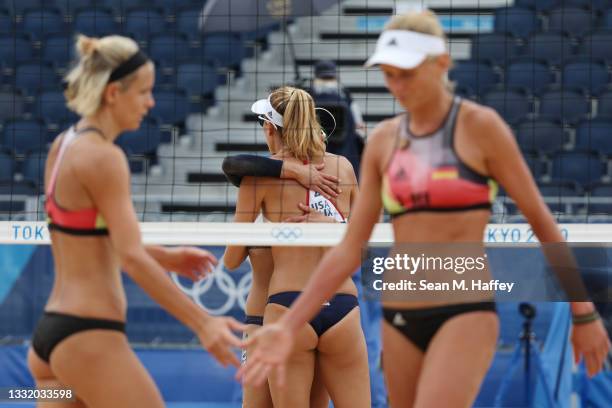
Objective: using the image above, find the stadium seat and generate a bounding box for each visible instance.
[22,8,64,40]
[0,150,14,181]
[1,119,48,154]
[539,90,590,124]
[539,180,583,213]
[547,7,593,38]
[73,7,117,36]
[482,90,531,125]
[578,32,612,65]
[449,61,498,96]
[14,62,57,96]
[176,62,218,109]
[149,88,189,128]
[587,183,612,214]
[470,34,520,66]
[198,33,246,70]
[0,91,25,122]
[522,152,545,180]
[506,61,554,96]
[575,118,612,154]
[493,7,539,39]
[124,8,166,40]
[54,0,97,16]
[523,33,574,67]
[4,0,47,17]
[514,0,558,12]
[0,34,34,65]
[176,7,201,40]
[116,118,161,173]
[42,34,74,67]
[148,33,191,65]
[601,9,612,30]
[562,61,610,95]
[515,119,567,154]
[102,0,147,14]
[551,151,606,184]
[0,8,12,33]
[596,90,612,118]
[35,90,78,129]
[21,150,46,187]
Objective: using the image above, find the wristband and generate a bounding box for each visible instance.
[572,310,601,325]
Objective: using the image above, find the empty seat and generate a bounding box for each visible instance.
[176,7,201,40]
[102,0,147,14]
[588,183,612,214]
[124,8,166,39]
[539,180,583,213]
[73,7,117,36]
[148,33,191,65]
[1,119,47,154]
[54,0,97,16]
[597,90,612,118]
[551,151,606,184]
[494,7,539,39]
[539,90,590,124]
[449,61,498,96]
[516,119,567,154]
[22,150,46,187]
[22,8,64,40]
[198,33,246,70]
[176,62,218,106]
[548,7,593,38]
[522,152,546,180]
[0,34,34,65]
[524,33,574,66]
[471,34,520,66]
[575,118,612,154]
[116,118,161,155]
[515,0,558,12]
[483,90,531,125]
[562,61,609,95]
[35,90,78,128]
[0,91,25,122]
[0,8,12,33]
[600,9,612,30]
[578,32,612,65]
[14,62,57,96]
[42,34,74,67]
[149,89,189,127]
[0,150,14,181]
[5,0,47,16]
[506,61,554,96]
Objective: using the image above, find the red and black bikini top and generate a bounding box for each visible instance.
[381,96,498,218]
[45,126,109,236]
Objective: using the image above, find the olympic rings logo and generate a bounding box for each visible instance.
[171,256,252,316]
[271,226,303,241]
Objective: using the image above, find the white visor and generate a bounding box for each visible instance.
[251,94,284,128]
[364,30,446,69]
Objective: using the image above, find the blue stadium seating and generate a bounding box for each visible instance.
[102,0,147,14]
[551,151,606,184]
[35,90,78,129]
[176,62,218,108]
[116,118,162,155]
[42,34,74,67]
[148,33,191,65]
[522,152,545,180]
[601,9,612,30]
[0,34,34,65]
[0,90,25,122]
[21,150,46,187]
[449,61,498,96]
[494,7,539,39]
[22,8,64,40]
[0,8,12,33]
[470,33,520,66]
[124,8,166,40]
[524,32,574,66]
[514,0,559,12]
[588,183,612,214]
[596,90,612,118]
[539,181,583,213]
[4,0,47,16]
[198,33,246,70]
[54,0,97,16]
[575,118,612,154]
[73,7,117,36]
[547,7,593,38]
[483,89,531,125]
[578,32,612,65]
[562,61,610,95]
[0,150,14,181]
[539,90,590,124]
[506,61,554,96]
[516,119,567,154]
[150,88,189,128]
[176,7,201,40]
[1,119,47,154]
[14,62,57,96]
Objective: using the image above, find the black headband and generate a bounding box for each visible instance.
[108,50,149,83]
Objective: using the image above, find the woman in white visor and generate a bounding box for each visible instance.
[238,9,610,408]
[224,86,369,407]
